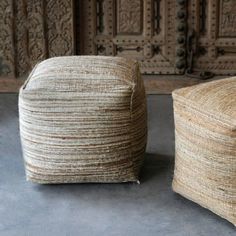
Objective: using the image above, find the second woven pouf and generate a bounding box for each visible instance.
[172,77,236,226]
[19,56,147,184]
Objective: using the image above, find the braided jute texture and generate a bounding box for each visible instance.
[172,77,236,226]
[19,56,147,184]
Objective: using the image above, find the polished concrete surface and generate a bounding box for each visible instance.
[0,94,235,236]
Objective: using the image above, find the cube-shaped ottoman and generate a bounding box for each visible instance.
[19,56,147,184]
[172,77,236,226]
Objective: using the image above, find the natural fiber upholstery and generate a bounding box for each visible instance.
[172,78,236,226]
[19,56,147,184]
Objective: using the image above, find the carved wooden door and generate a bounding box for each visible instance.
[78,0,186,74]
[0,0,74,78]
[187,0,236,75]
[2,0,236,78]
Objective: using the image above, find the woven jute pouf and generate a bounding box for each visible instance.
[19,56,147,184]
[172,77,236,226]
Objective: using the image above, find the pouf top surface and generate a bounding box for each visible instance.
[23,56,138,92]
[173,77,236,127]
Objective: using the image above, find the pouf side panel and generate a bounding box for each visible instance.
[172,99,236,226]
[130,64,147,177]
[19,87,136,183]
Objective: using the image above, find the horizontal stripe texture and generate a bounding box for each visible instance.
[172,77,236,226]
[19,56,147,183]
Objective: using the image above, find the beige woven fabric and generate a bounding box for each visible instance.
[172,77,236,226]
[19,56,147,184]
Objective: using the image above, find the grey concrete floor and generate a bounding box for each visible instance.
[0,94,235,236]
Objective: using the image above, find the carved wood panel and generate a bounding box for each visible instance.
[46,0,75,57]
[0,0,74,78]
[27,0,47,67]
[78,0,185,74]
[189,0,236,75]
[15,0,31,77]
[0,0,15,77]
[2,0,236,78]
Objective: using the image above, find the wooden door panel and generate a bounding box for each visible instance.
[0,0,15,77]
[189,0,236,75]
[0,0,74,78]
[79,0,186,74]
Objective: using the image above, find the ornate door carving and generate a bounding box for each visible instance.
[188,0,236,75]
[78,0,186,74]
[0,0,15,77]
[0,0,74,78]
[2,0,236,78]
